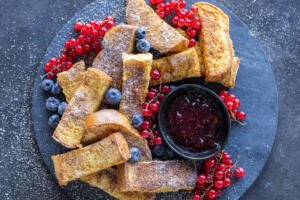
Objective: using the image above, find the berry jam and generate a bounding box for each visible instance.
[165,90,224,152]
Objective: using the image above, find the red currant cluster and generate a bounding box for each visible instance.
[140,69,171,147]
[150,0,201,47]
[219,90,246,124]
[43,16,115,79]
[194,150,245,200]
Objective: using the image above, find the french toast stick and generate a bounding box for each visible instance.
[57,60,85,102]
[126,0,189,54]
[119,53,152,120]
[150,48,201,86]
[117,160,197,193]
[81,168,155,200]
[176,28,205,74]
[92,25,137,89]
[219,57,240,88]
[52,132,130,186]
[194,2,233,82]
[83,109,152,161]
[53,68,112,148]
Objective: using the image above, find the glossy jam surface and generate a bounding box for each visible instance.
[165,90,224,152]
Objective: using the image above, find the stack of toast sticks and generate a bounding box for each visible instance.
[51,1,239,199]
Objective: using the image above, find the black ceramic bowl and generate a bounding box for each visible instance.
[158,84,231,160]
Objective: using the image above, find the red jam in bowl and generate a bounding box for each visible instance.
[165,90,224,152]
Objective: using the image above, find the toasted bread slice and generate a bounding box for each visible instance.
[52,132,130,186]
[92,25,137,89]
[194,2,233,82]
[176,28,205,74]
[83,109,152,161]
[126,0,189,54]
[150,48,201,86]
[219,57,240,88]
[57,60,85,102]
[53,68,112,148]
[81,168,155,200]
[119,53,152,120]
[117,160,197,193]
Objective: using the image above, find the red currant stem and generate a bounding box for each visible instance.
[145,84,162,110]
[200,151,223,198]
[229,110,247,125]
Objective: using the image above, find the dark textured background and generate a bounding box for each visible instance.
[0,0,299,200]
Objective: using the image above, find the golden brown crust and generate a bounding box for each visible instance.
[53,68,112,148]
[194,2,233,82]
[81,168,155,200]
[119,53,153,120]
[150,48,201,86]
[126,0,189,54]
[83,109,152,161]
[92,25,137,89]
[57,61,86,102]
[176,28,205,74]
[117,160,197,193]
[219,57,240,88]
[52,132,130,186]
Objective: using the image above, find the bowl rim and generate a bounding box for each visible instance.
[158,84,231,160]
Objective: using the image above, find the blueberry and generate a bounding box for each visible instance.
[136,27,146,39]
[42,79,54,92]
[149,48,162,59]
[51,83,61,95]
[129,147,141,163]
[151,145,165,158]
[48,114,60,128]
[58,101,68,115]
[131,114,144,128]
[105,88,122,105]
[46,97,60,112]
[136,39,150,53]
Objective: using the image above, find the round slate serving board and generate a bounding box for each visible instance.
[32,0,278,199]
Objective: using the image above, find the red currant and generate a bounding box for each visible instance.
[178,18,185,27]
[150,0,157,5]
[214,171,224,180]
[172,16,179,26]
[157,3,165,10]
[220,90,228,96]
[190,5,199,13]
[142,109,152,117]
[147,91,157,100]
[44,63,52,72]
[140,130,150,139]
[225,170,232,178]
[154,137,162,145]
[234,167,245,178]
[204,158,216,168]
[225,94,236,102]
[236,111,246,121]
[178,0,186,9]
[47,71,55,79]
[223,177,231,187]
[189,38,196,47]
[69,39,78,47]
[156,10,165,18]
[207,189,217,199]
[83,44,91,54]
[192,20,201,30]
[161,85,170,93]
[217,163,226,172]
[225,101,234,110]
[158,93,165,101]
[60,54,67,62]
[233,98,240,109]
[66,61,72,69]
[142,102,149,109]
[213,180,224,189]
[186,27,197,38]
[193,194,201,200]
[149,103,159,112]
[150,69,161,80]
[74,21,84,31]
[76,45,84,56]
[170,0,178,10]
[197,174,206,184]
